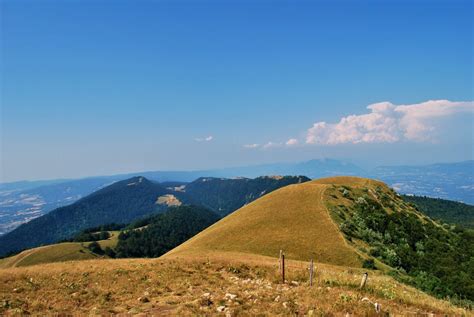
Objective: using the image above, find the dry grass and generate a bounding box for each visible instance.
[167,180,361,267]
[1,253,469,316]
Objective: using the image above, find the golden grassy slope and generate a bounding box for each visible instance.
[166,178,370,267]
[0,254,468,316]
[0,231,119,269]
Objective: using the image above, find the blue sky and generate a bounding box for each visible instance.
[1,0,473,182]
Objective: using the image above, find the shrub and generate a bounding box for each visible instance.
[362,259,376,269]
[87,241,103,255]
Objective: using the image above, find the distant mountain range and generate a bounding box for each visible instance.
[0,175,308,256]
[0,159,472,235]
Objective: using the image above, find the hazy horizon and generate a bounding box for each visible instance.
[1,157,473,184]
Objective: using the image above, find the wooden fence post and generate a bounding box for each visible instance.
[281,254,285,283]
[309,259,314,286]
[279,249,283,270]
[360,272,368,289]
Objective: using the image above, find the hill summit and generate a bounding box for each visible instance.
[165,176,367,266]
[166,176,473,301]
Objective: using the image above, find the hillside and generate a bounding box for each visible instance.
[0,177,172,256]
[402,195,474,228]
[0,231,119,269]
[167,176,474,302]
[166,179,362,267]
[0,175,308,258]
[322,177,474,301]
[0,176,122,235]
[0,254,467,315]
[177,175,310,217]
[115,205,220,258]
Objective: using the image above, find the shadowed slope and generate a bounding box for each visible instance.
[165,179,362,267]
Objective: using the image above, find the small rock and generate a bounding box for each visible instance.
[374,302,381,313]
[290,281,299,286]
[308,310,314,316]
[143,291,150,296]
[217,305,226,312]
[138,296,149,303]
[202,292,211,297]
[225,293,237,300]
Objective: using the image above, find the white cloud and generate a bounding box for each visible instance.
[195,136,214,142]
[286,138,299,146]
[306,100,474,145]
[243,143,260,148]
[244,138,299,150]
[262,141,283,149]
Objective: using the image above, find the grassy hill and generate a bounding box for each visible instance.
[0,231,119,269]
[166,179,362,267]
[167,176,474,303]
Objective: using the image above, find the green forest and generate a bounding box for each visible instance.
[402,195,474,228]
[328,186,474,304]
[114,205,220,258]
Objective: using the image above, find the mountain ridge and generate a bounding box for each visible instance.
[1,159,472,235]
[0,175,308,257]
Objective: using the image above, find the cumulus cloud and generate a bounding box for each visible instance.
[195,136,214,142]
[286,138,299,146]
[306,100,473,145]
